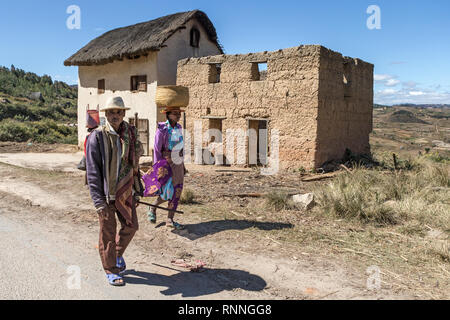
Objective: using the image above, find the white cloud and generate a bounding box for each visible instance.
[402,81,418,89]
[378,88,399,95]
[374,74,392,81]
[385,79,400,87]
[375,86,450,105]
[409,91,425,96]
[374,74,400,87]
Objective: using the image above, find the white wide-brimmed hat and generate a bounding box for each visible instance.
[100,96,131,112]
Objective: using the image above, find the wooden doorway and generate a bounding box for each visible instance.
[129,117,149,156]
[247,118,268,166]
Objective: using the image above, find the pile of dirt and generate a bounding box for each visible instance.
[387,110,428,124]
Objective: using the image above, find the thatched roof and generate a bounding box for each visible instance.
[64,10,223,66]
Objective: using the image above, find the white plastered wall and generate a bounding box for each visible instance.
[77,52,158,154]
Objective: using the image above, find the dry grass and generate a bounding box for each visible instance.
[313,156,449,229]
[264,192,298,211]
[180,188,196,204]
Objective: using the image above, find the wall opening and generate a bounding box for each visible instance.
[98,79,105,94]
[208,118,223,143]
[343,61,352,98]
[251,62,267,81]
[190,27,200,48]
[247,119,269,165]
[130,75,147,92]
[208,63,222,83]
[343,74,351,98]
[199,116,227,165]
[129,117,149,156]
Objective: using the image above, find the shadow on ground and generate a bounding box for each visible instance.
[169,219,293,240]
[122,267,267,298]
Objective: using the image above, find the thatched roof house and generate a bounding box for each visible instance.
[65,10,223,156]
[64,10,223,66]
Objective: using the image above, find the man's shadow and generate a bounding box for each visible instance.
[163,219,293,240]
[121,266,267,298]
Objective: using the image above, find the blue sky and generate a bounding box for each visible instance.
[0,0,449,105]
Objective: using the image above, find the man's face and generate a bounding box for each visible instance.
[105,109,125,128]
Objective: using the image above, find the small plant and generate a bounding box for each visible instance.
[429,241,450,262]
[296,166,306,174]
[180,188,196,204]
[264,192,298,211]
[423,151,450,164]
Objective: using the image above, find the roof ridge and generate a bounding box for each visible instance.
[64,9,223,66]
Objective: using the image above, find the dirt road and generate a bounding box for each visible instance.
[0,153,415,300]
[0,206,263,299]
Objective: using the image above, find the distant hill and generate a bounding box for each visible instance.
[375,103,449,110]
[374,104,389,109]
[0,65,77,101]
[387,110,429,124]
[393,103,450,109]
[0,65,78,144]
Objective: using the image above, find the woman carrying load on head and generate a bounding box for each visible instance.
[141,100,187,230]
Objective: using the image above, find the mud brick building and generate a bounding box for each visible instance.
[176,45,374,170]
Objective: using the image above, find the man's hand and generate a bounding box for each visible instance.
[97,204,115,220]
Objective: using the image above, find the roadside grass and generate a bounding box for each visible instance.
[313,156,449,229]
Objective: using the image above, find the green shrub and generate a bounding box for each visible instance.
[0,120,36,142]
[423,152,450,164]
[0,119,77,144]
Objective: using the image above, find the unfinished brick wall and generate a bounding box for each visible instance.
[315,47,374,165]
[176,45,373,171]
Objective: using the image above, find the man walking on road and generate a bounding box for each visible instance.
[86,96,144,286]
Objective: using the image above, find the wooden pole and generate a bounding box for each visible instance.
[393,153,398,170]
[134,112,139,130]
[137,200,184,214]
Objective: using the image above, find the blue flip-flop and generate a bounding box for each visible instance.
[167,221,185,230]
[116,256,126,274]
[106,273,125,286]
[147,210,156,223]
